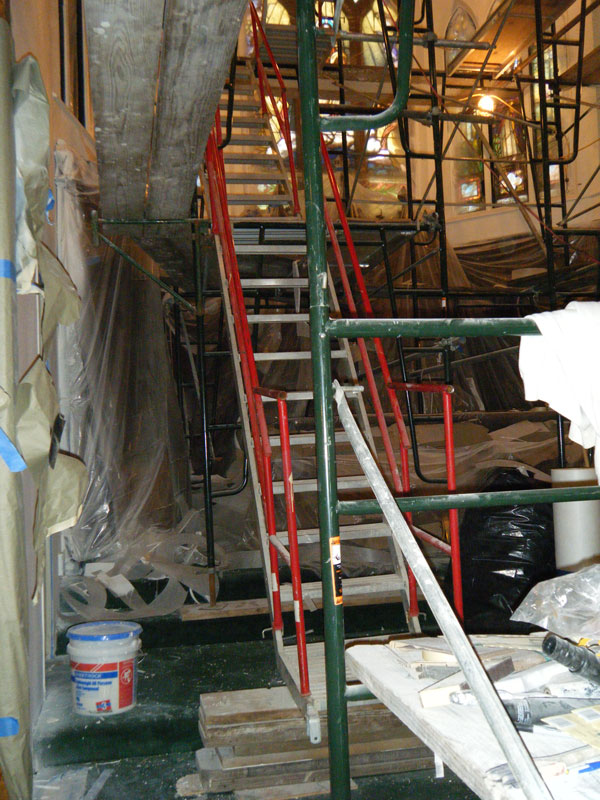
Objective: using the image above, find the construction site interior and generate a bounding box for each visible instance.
[4,0,600,799]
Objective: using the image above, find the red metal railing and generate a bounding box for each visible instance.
[321,137,463,621]
[206,127,284,633]
[206,119,311,694]
[389,382,463,620]
[249,2,300,215]
[255,388,310,696]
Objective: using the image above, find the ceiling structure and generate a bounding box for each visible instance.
[84,0,247,288]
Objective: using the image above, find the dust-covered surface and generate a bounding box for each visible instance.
[33,759,479,800]
[34,641,282,769]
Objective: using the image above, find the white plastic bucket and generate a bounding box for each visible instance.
[67,621,142,716]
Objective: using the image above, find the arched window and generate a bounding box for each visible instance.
[266,0,290,26]
[361,0,396,67]
[444,5,477,69]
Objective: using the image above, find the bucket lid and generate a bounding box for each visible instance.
[67,621,142,642]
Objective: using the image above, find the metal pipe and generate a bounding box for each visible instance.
[0,19,32,799]
[339,485,600,516]
[327,317,541,338]
[320,0,414,133]
[333,382,553,800]
[297,0,350,795]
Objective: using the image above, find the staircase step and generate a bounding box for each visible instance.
[219,100,261,112]
[227,193,292,205]
[236,244,307,256]
[280,574,401,604]
[224,153,281,165]
[260,384,362,401]
[269,431,350,446]
[241,277,308,288]
[224,117,265,128]
[254,350,346,361]
[277,522,390,546]
[228,134,273,146]
[273,475,372,494]
[247,313,309,323]
[226,174,287,184]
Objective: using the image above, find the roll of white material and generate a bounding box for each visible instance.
[551,467,600,571]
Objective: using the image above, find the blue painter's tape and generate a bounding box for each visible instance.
[46,189,55,224]
[0,259,15,282]
[0,428,27,472]
[0,717,19,737]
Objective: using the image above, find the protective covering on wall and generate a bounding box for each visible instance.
[53,134,189,567]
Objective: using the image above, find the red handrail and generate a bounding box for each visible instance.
[255,387,311,696]
[249,2,300,216]
[390,381,463,620]
[206,127,284,632]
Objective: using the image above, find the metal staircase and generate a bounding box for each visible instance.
[202,21,439,744]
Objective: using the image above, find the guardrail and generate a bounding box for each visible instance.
[249,2,300,215]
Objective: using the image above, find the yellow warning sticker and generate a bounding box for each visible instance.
[330,536,343,605]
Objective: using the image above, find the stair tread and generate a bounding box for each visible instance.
[280,574,400,601]
[247,313,309,323]
[228,194,292,205]
[236,244,306,255]
[276,522,390,545]
[272,475,372,494]
[254,350,346,361]
[226,174,287,184]
[269,431,350,446]
[241,277,308,287]
[224,154,281,164]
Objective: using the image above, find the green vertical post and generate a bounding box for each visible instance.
[296,1,351,798]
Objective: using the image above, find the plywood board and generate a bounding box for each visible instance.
[347,641,600,800]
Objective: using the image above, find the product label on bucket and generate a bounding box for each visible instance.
[70,659,136,714]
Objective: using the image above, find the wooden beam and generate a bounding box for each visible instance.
[145,0,247,219]
[83,0,163,218]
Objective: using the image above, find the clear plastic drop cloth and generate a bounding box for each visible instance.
[511,565,600,640]
[52,138,189,567]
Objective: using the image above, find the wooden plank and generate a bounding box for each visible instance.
[234,780,359,800]
[145,0,247,219]
[562,45,600,85]
[84,0,163,218]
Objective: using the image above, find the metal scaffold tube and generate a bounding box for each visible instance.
[296,0,350,796]
[334,381,553,800]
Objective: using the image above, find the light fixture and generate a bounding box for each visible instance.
[477,94,495,116]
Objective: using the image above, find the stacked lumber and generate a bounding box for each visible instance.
[194,686,433,796]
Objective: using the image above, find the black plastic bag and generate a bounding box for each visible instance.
[448,468,555,631]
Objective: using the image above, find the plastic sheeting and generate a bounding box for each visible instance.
[53,130,189,567]
[512,564,600,640]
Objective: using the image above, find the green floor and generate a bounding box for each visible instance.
[35,578,479,799]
